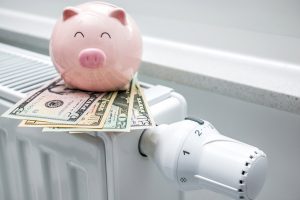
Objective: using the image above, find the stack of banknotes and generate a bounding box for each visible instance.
[2,77,155,132]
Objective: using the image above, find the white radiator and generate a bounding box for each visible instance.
[0,43,187,200]
[0,43,268,200]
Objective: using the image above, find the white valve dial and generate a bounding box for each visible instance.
[139,119,267,200]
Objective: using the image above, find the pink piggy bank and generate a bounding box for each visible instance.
[50,2,142,92]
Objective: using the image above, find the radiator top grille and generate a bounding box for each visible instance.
[0,43,152,103]
[0,49,58,94]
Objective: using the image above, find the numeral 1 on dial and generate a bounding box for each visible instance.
[183,150,190,155]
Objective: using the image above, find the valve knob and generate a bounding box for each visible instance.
[139,119,267,199]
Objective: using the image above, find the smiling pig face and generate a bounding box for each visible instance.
[50,2,142,91]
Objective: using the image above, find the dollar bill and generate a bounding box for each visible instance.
[101,80,134,131]
[43,80,135,132]
[19,92,117,128]
[131,81,155,129]
[2,77,104,124]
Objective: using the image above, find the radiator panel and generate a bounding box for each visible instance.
[0,112,108,200]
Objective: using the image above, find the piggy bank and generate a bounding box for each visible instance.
[50,2,142,92]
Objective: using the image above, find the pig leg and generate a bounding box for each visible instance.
[64,82,76,89]
[59,74,76,89]
[118,82,130,91]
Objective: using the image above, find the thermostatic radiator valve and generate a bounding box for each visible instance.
[139,119,267,200]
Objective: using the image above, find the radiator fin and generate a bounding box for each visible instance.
[0,49,58,93]
[40,151,62,200]
[67,161,89,200]
[17,139,35,200]
[0,129,12,200]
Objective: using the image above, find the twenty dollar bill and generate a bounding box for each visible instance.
[131,81,155,129]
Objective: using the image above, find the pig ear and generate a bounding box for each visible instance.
[109,8,127,25]
[63,7,79,21]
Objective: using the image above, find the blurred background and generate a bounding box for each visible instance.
[1,0,300,61]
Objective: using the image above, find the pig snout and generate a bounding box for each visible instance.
[79,48,106,68]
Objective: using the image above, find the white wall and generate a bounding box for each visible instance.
[1,0,300,66]
[1,0,300,37]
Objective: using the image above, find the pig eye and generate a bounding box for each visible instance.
[74,31,84,38]
[101,32,111,39]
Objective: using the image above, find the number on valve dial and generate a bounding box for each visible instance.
[194,129,202,136]
[180,177,187,183]
[183,150,190,155]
